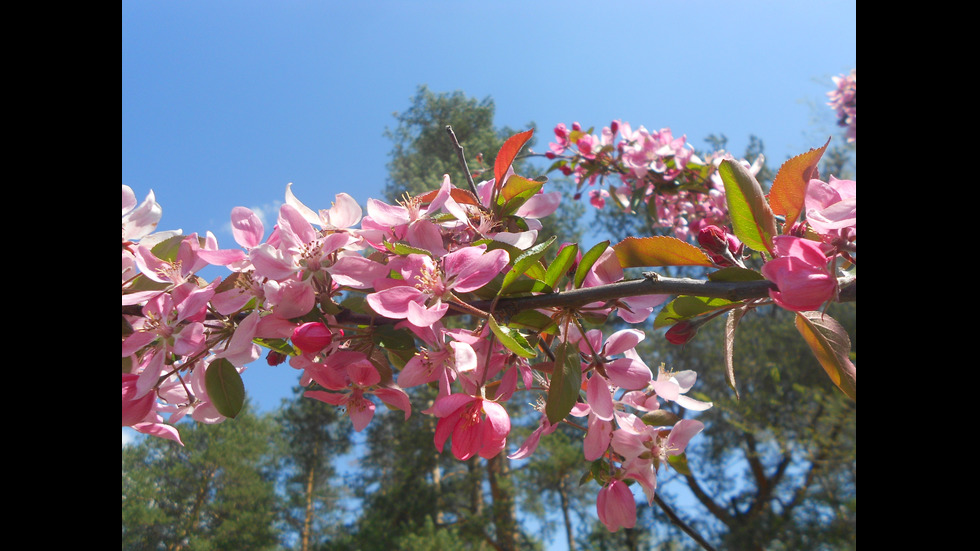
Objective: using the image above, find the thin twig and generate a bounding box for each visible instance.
[445,125,479,197]
[654,494,718,551]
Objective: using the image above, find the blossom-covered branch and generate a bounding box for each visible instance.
[123,73,854,543]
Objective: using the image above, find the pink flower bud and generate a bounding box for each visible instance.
[665,321,699,345]
[597,479,637,532]
[266,350,287,366]
[291,322,334,354]
[697,225,742,266]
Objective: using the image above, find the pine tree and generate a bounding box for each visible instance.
[275,387,353,551]
[122,401,281,551]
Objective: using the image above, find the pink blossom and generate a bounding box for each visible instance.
[650,366,713,411]
[157,359,231,425]
[428,394,511,460]
[579,328,653,390]
[613,418,704,465]
[761,236,837,311]
[284,184,363,232]
[610,418,705,504]
[805,176,856,242]
[359,175,454,255]
[122,373,156,427]
[122,186,163,243]
[396,324,476,398]
[589,189,610,209]
[550,123,571,155]
[303,351,411,432]
[195,207,265,271]
[828,70,856,143]
[134,233,211,286]
[306,388,378,432]
[366,246,509,328]
[596,479,637,532]
[507,412,558,460]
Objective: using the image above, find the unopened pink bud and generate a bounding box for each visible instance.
[266,350,287,366]
[665,321,699,345]
[291,322,334,354]
[596,479,636,532]
[697,225,742,266]
[697,224,726,248]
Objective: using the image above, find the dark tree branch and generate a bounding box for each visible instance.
[446,125,480,197]
[122,275,856,326]
[654,493,718,551]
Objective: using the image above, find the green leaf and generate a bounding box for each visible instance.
[371,325,418,350]
[653,296,734,329]
[499,235,556,294]
[573,240,610,289]
[149,234,186,263]
[205,358,245,419]
[497,278,553,296]
[497,174,544,215]
[507,310,558,334]
[641,409,680,427]
[545,243,578,288]
[384,240,433,257]
[252,338,299,356]
[708,266,766,282]
[795,311,856,401]
[719,158,777,255]
[667,452,692,476]
[545,340,582,424]
[488,316,538,358]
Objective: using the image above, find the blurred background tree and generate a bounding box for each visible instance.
[122,400,281,551]
[275,387,353,551]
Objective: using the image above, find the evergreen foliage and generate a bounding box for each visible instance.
[122,401,281,551]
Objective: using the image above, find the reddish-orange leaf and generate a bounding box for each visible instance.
[613,236,714,268]
[494,129,534,191]
[416,187,482,207]
[768,137,831,232]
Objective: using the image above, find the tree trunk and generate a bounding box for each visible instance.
[487,453,518,551]
[559,476,575,551]
[301,457,317,551]
[169,466,216,551]
[432,450,444,525]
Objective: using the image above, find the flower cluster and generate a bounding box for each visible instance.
[122,121,855,535]
[828,70,856,143]
[761,175,856,312]
[545,121,765,241]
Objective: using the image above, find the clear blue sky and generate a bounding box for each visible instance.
[123,1,854,542]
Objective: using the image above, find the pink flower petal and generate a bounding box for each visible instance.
[366,286,425,319]
[230,206,265,248]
